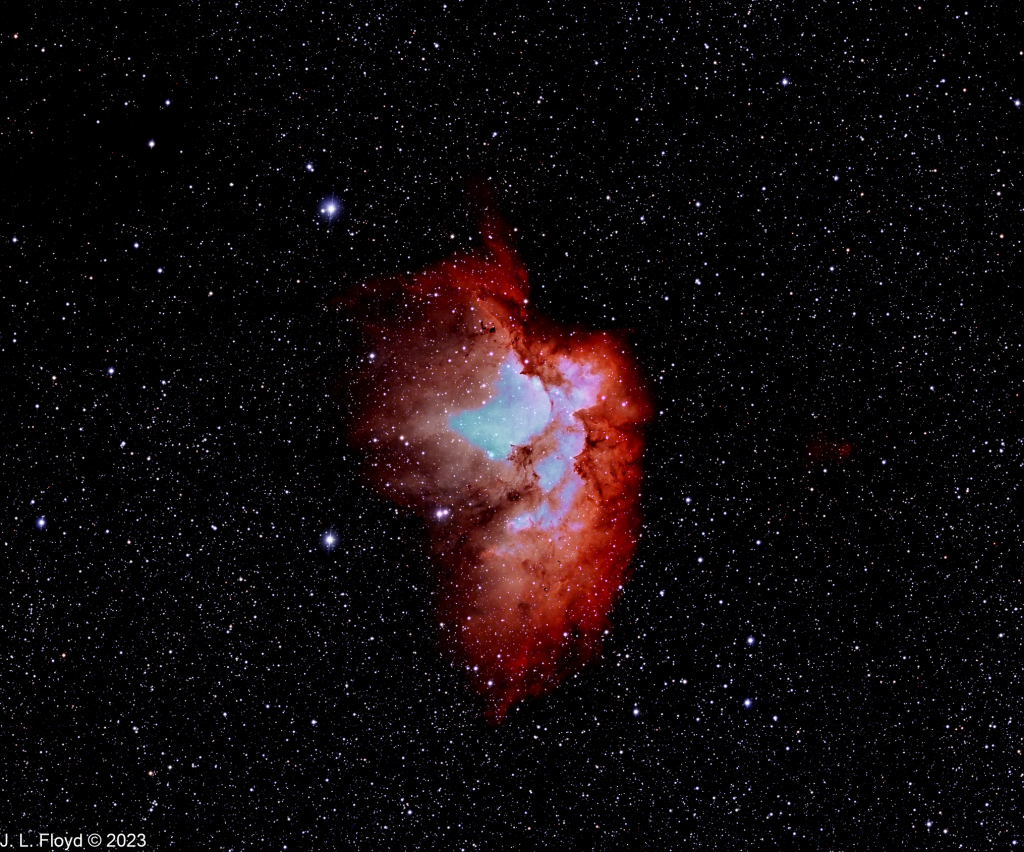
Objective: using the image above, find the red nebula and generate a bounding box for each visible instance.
[804,434,855,469]
[333,189,651,723]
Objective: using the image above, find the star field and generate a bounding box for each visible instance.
[4,2,1023,849]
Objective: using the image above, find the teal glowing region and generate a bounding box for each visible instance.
[449,354,552,459]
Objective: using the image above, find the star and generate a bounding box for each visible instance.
[319,195,343,222]
[321,529,339,551]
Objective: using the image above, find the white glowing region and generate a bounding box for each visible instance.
[449,353,602,532]
[449,354,551,460]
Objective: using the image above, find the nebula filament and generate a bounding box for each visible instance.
[335,192,651,722]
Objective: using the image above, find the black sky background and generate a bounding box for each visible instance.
[5,2,1023,849]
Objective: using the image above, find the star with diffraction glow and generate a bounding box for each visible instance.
[319,195,343,223]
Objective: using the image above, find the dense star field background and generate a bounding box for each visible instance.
[6,2,1022,848]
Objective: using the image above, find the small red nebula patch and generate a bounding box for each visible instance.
[333,191,651,723]
[804,434,855,469]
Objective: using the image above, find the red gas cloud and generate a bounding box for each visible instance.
[804,434,855,469]
[333,189,651,722]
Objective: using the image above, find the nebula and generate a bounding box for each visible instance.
[804,434,855,469]
[333,189,651,723]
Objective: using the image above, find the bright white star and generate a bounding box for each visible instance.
[319,195,344,223]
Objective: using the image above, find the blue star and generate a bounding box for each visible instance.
[319,195,344,223]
